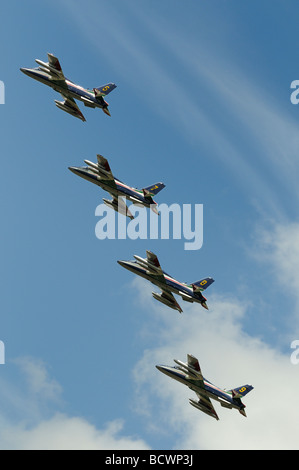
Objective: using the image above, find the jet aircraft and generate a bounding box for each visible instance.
[156,354,254,420]
[20,53,116,121]
[117,250,214,312]
[69,155,165,219]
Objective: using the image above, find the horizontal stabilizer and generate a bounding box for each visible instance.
[82,98,96,108]
[219,399,233,409]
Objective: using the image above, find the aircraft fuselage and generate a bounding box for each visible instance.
[156,365,241,412]
[68,167,153,208]
[20,68,108,109]
[117,261,207,305]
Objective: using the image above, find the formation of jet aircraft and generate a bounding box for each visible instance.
[69,154,165,219]
[156,354,253,420]
[20,53,116,121]
[118,250,214,313]
[21,53,254,422]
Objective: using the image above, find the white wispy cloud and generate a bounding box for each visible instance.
[255,222,299,294]
[125,3,299,216]
[1,227,297,450]
[126,217,299,450]
[61,0,299,219]
[53,1,299,450]
[132,283,299,450]
[1,414,150,450]
[252,220,299,333]
[14,356,62,401]
[0,357,150,450]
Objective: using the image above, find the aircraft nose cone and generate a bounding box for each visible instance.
[68,167,85,177]
[117,260,133,270]
[117,260,126,268]
[20,67,31,76]
[156,365,171,377]
[68,166,77,173]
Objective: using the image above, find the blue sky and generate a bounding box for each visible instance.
[1,0,299,449]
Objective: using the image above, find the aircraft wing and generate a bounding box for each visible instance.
[190,393,219,420]
[103,196,134,219]
[95,154,118,191]
[145,250,168,280]
[187,354,202,373]
[55,94,86,121]
[96,155,115,180]
[145,251,183,313]
[187,355,219,420]
[146,250,163,270]
[47,53,65,80]
[156,289,183,313]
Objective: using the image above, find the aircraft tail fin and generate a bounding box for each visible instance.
[230,385,253,417]
[94,83,117,97]
[142,182,165,197]
[230,385,254,399]
[192,277,214,293]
